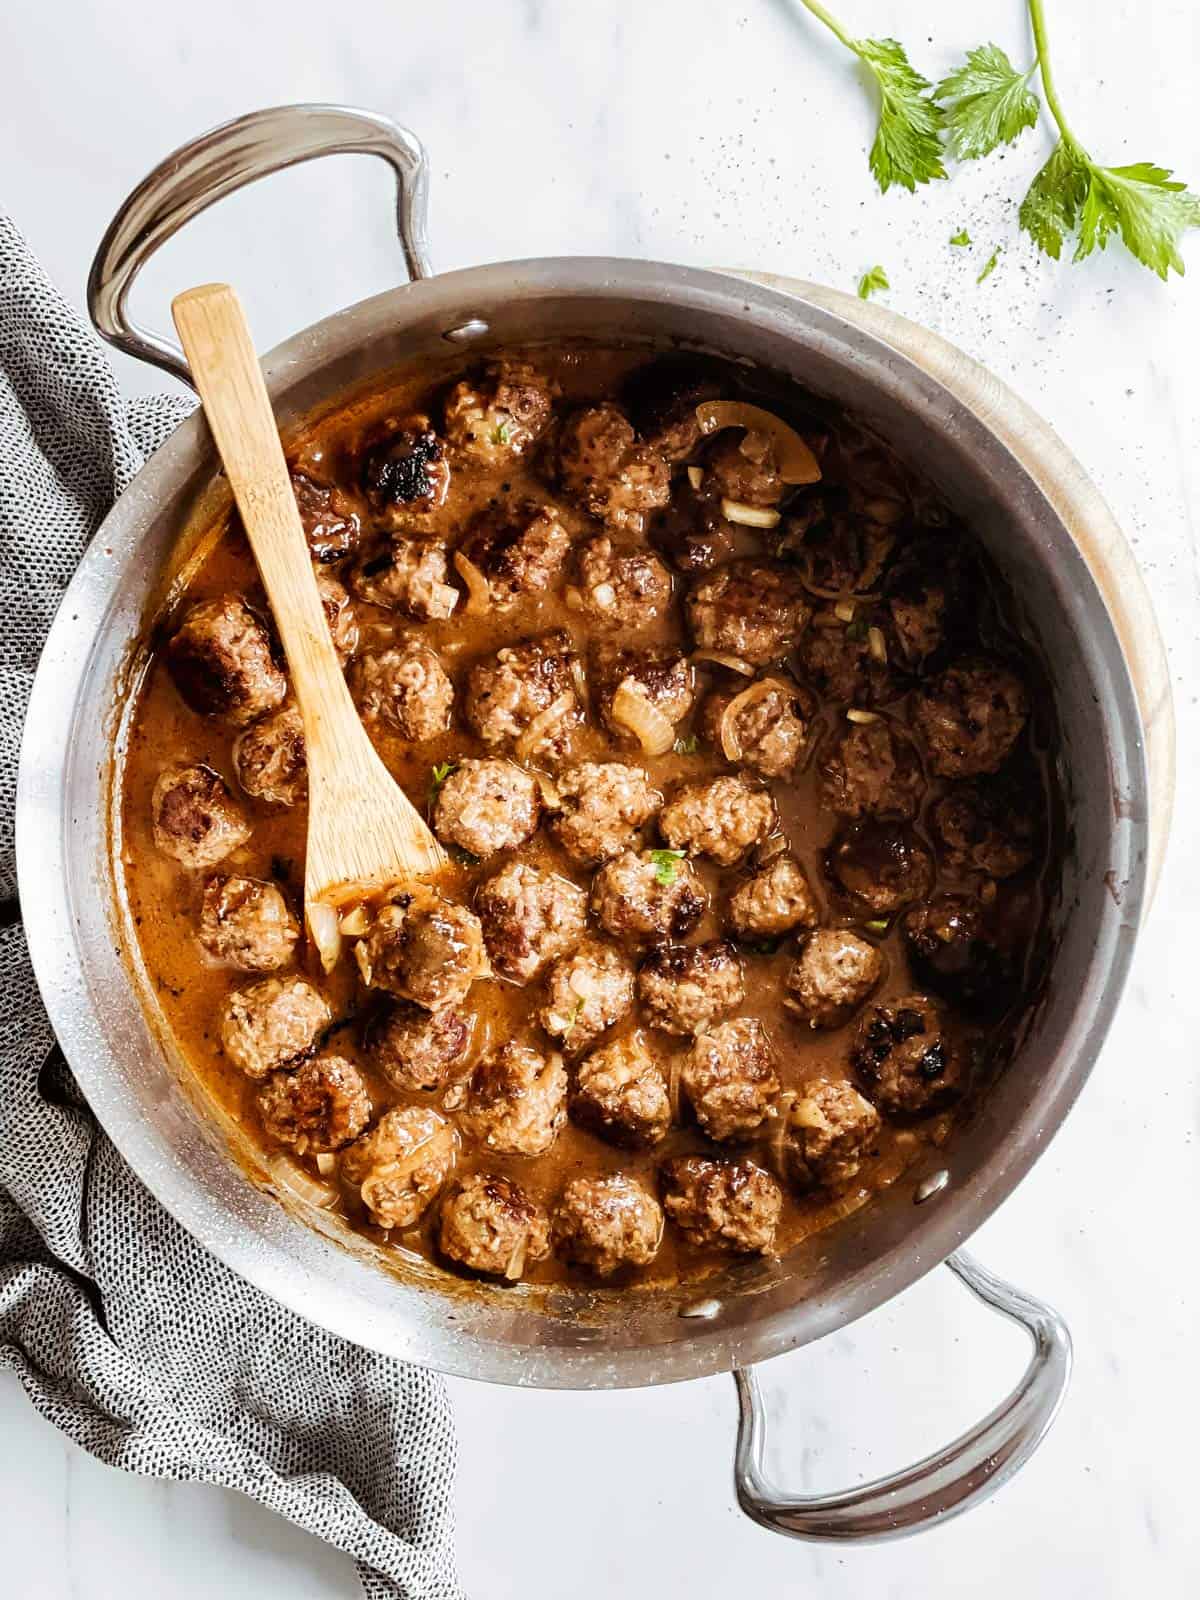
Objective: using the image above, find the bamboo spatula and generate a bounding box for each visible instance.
[172,283,448,968]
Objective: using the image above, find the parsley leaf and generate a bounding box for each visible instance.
[561,996,586,1042]
[857,264,890,300]
[936,44,1039,161]
[673,735,699,756]
[950,229,972,246]
[648,848,686,886]
[427,761,458,811]
[976,247,1001,284]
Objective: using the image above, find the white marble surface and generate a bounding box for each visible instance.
[3,0,1200,1594]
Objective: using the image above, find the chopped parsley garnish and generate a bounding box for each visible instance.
[649,848,687,886]
[949,229,972,246]
[427,761,458,812]
[857,264,890,300]
[673,735,700,756]
[976,247,1001,284]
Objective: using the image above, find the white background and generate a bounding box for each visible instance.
[3,0,1199,1594]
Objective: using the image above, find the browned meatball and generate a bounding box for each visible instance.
[360,414,451,517]
[727,856,819,941]
[930,782,1035,879]
[852,992,966,1116]
[219,975,331,1079]
[340,1106,458,1230]
[784,501,894,593]
[449,1041,567,1156]
[571,1032,671,1148]
[571,535,673,631]
[233,703,307,807]
[700,676,813,778]
[901,896,1015,1015]
[463,630,582,760]
[168,596,287,727]
[781,1078,880,1191]
[457,501,571,609]
[556,403,671,534]
[912,658,1029,778]
[199,874,299,972]
[256,1055,370,1155]
[349,538,458,621]
[356,887,488,1010]
[364,999,472,1091]
[686,561,811,668]
[590,849,707,945]
[818,718,924,821]
[659,774,775,866]
[621,353,723,464]
[883,537,976,673]
[591,642,695,746]
[547,762,662,867]
[785,929,884,1029]
[540,938,636,1055]
[314,569,360,661]
[636,940,745,1036]
[443,360,555,466]
[660,1156,781,1253]
[475,862,587,985]
[705,433,784,508]
[796,621,896,707]
[438,1172,550,1279]
[682,1018,780,1141]
[827,822,934,914]
[290,470,361,565]
[552,1174,664,1276]
[352,642,454,742]
[432,758,541,859]
[653,497,738,575]
[152,763,251,869]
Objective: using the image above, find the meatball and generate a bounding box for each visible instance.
[912,657,1029,778]
[570,1032,671,1148]
[432,758,541,859]
[463,630,582,760]
[781,1078,880,1191]
[167,596,287,727]
[449,1041,567,1156]
[218,975,331,1079]
[539,938,635,1055]
[818,718,924,821]
[796,621,896,707]
[653,497,737,575]
[256,1055,370,1154]
[636,940,745,1036]
[930,782,1035,879]
[686,561,811,668]
[457,501,570,609]
[356,887,488,1010]
[658,774,775,866]
[151,763,251,869]
[827,822,934,914]
[314,569,359,661]
[442,360,555,466]
[785,929,884,1029]
[727,855,819,941]
[233,703,307,807]
[556,403,671,534]
[349,538,457,621]
[547,761,662,867]
[621,353,723,464]
[352,642,454,742]
[852,993,966,1117]
[340,1106,457,1230]
[199,874,299,972]
[705,433,784,508]
[785,501,894,593]
[884,536,975,673]
[475,861,587,985]
[552,1174,664,1276]
[700,676,813,778]
[571,535,672,631]
[591,642,695,743]
[364,999,472,1091]
[902,896,1015,1014]
[290,470,361,564]
[438,1172,550,1279]
[360,415,450,516]
[659,1156,781,1253]
[590,849,707,945]
[682,1017,780,1141]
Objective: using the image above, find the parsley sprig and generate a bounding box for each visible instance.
[648,848,687,886]
[936,44,1039,162]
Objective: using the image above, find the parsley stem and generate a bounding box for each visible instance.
[795,0,858,54]
[1027,0,1077,148]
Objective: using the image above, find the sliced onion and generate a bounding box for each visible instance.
[534,771,562,808]
[367,1124,458,1192]
[610,681,675,757]
[307,899,343,974]
[695,401,822,485]
[768,1090,798,1177]
[834,599,857,623]
[719,677,793,763]
[846,708,880,724]
[453,550,490,616]
[867,626,888,664]
[428,581,460,619]
[503,1232,529,1282]
[721,498,781,530]
[268,1155,337,1209]
[668,1055,684,1125]
[339,905,369,937]
[315,1152,338,1176]
[515,691,575,761]
[686,465,704,490]
[692,650,755,676]
[738,429,772,463]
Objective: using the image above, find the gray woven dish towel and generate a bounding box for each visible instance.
[0,213,462,1600]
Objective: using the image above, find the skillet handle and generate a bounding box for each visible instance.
[732,1249,1072,1541]
[87,103,431,388]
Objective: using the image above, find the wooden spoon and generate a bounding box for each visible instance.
[172,283,448,970]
